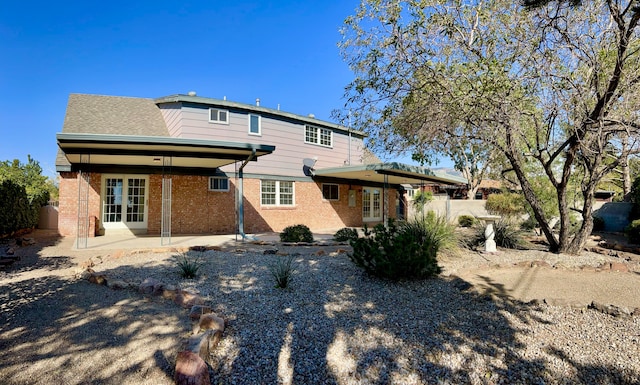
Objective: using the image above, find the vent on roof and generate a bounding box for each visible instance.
[308,113,315,118]
[188,91,197,96]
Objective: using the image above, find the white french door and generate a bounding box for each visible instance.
[362,187,382,222]
[102,175,149,230]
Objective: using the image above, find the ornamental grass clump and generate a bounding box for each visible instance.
[175,251,203,279]
[348,217,455,280]
[269,255,297,289]
[465,219,527,250]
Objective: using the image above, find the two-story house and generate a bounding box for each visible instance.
[55,93,466,246]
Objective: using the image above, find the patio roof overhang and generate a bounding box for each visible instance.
[312,162,468,186]
[56,133,275,171]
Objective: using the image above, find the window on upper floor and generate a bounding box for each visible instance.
[322,183,339,200]
[248,114,261,135]
[209,108,229,124]
[209,177,229,192]
[305,125,332,147]
[261,180,294,206]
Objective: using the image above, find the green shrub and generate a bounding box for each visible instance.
[458,215,476,228]
[333,227,359,242]
[625,219,640,244]
[348,218,453,280]
[175,251,203,278]
[485,192,527,218]
[280,224,314,243]
[269,255,297,288]
[592,216,605,232]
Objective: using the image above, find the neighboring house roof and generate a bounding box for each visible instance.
[478,179,503,190]
[154,94,367,138]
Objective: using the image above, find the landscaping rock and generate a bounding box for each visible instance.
[80,258,94,270]
[589,301,633,318]
[198,313,225,333]
[138,278,160,295]
[88,274,107,286]
[161,285,178,300]
[174,351,210,385]
[189,305,213,321]
[19,237,35,246]
[174,290,204,308]
[106,279,128,290]
[263,249,278,255]
[186,329,222,360]
[610,262,629,272]
[532,260,551,268]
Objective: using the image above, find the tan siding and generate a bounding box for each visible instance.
[159,103,183,137]
[170,105,365,177]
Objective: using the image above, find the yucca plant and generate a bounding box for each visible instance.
[269,255,297,288]
[175,251,203,279]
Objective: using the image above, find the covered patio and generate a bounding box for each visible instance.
[56,133,275,249]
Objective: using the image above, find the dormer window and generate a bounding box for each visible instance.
[209,108,229,124]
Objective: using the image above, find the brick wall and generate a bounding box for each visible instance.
[147,175,236,235]
[58,172,101,237]
[59,171,401,236]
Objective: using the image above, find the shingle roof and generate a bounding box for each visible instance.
[56,94,169,169]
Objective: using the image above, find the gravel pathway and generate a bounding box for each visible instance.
[1,237,639,384]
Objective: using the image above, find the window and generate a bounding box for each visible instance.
[305,125,332,147]
[322,184,339,200]
[248,114,261,135]
[261,180,294,206]
[209,108,229,124]
[209,177,229,191]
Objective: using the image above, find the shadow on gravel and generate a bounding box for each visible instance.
[3,239,638,384]
[0,264,189,384]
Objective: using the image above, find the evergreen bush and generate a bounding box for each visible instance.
[625,219,640,244]
[333,227,359,242]
[280,224,314,243]
[592,216,605,232]
[348,218,453,280]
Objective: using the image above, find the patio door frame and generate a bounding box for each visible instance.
[362,186,383,222]
[101,174,149,231]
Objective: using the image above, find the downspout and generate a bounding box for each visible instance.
[237,149,256,241]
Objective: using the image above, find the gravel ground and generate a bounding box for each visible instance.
[1,234,639,384]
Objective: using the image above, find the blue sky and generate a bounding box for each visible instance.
[0,0,444,178]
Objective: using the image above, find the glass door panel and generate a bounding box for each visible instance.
[103,178,123,223]
[102,175,148,230]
